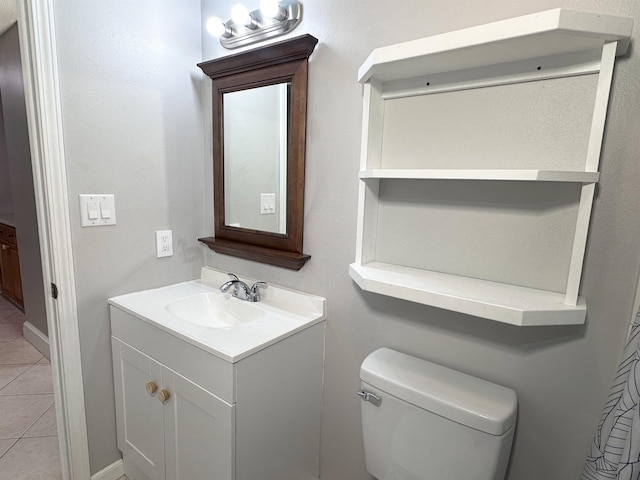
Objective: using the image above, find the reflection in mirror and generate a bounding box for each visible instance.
[223,83,289,234]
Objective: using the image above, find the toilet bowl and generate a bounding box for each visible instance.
[359,348,517,480]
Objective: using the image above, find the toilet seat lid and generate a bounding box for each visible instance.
[361,348,517,435]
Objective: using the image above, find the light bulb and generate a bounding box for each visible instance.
[259,0,282,19]
[206,17,227,37]
[231,4,252,26]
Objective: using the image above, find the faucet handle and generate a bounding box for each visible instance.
[250,282,268,301]
[219,273,241,294]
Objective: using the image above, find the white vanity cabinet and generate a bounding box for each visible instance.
[112,337,234,480]
[109,277,326,480]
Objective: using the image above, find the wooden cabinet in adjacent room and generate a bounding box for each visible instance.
[0,223,23,308]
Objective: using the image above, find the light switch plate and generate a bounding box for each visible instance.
[260,193,276,215]
[79,194,116,227]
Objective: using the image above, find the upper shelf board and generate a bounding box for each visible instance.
[359,169,600,183]
[358,8,633,83]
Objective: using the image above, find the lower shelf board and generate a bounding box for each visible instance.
[349,262,586,327]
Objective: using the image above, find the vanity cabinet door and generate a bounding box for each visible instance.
[163,367,235,480]
[112,338,165,480]
[6,245,22,305]
[0,225,23,308]
[0,242,13,298]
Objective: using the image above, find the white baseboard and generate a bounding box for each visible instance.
[22,321,50,359]
[91,459,124,480]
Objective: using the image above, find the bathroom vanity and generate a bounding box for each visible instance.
[109,268,326,480]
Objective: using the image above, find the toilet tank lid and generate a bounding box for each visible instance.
[360,348,517,436]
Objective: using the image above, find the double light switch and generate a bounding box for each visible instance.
[260,193,276,215]
[79,194,116,226]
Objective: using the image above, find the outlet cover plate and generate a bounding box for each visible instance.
[156,230,173,258]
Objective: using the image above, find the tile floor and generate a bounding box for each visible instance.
[0,294,128,480]
[0,293,61,479]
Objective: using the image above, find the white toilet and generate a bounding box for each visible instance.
[359,348,517,480]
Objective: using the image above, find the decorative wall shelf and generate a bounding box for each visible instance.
[350,9,633,327]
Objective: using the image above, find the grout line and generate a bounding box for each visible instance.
[21,403,55,439]
[0,365,31,393]
[22,404,56,439]
[0,392,55,397]
[0,438,18,460]
[0,362,39,393]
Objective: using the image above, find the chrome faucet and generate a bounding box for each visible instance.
[219,273,267,302]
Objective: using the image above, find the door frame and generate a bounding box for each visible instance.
[16,1,91,478]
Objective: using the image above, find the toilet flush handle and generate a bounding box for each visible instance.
[357,390,382,407]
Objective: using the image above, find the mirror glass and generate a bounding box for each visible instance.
[223,83,289,234]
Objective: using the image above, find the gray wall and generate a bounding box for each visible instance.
[0,23,48,336]
[52,0,205,472]
[0,0,16,215]
[201,1,640,480]
[0,91,14,215]
[48,0,640,477]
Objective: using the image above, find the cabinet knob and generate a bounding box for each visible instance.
[158,389,171,403]
[146,382,158,395]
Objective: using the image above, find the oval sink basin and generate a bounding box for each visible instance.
[166,293,264,328]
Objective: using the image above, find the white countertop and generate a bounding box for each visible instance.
[109,267,326,363]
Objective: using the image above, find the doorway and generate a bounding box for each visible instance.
[5,1,91,479]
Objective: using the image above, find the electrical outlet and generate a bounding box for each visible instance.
[156,230,173,258]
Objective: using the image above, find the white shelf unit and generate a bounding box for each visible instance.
[350,9,632,327]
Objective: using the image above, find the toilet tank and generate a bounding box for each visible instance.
[359,348,517,480]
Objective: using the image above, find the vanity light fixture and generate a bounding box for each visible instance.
[206,0,302,49]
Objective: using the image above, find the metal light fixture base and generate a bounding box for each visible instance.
[220,2,302,49]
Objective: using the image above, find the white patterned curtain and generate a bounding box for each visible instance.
[582,309,640,480]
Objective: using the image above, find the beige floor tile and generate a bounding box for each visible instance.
[0,311,13,319]
[38,356,51,365]
[0,365,30,390]
[0,436,62,479]
[0,364,53,395]
[0,324,23,342]
[0,394,54,439]
[0,311,25,325]
[0,438,17,458]
[0,297,16,311]
[0,309,17,321]
[0,338,43,365]
[24,405,57,438]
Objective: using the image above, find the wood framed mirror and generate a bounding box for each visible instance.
[198,34,317,270]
